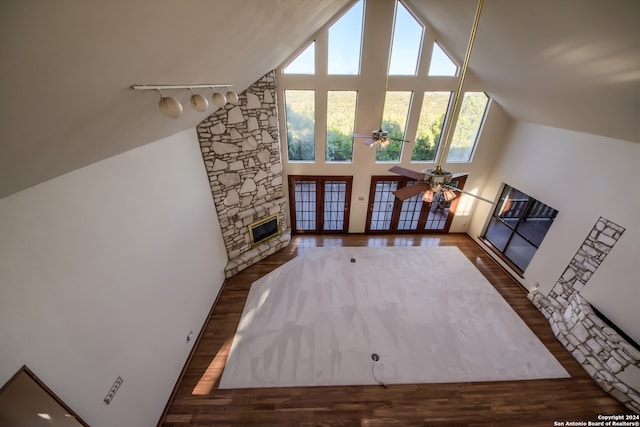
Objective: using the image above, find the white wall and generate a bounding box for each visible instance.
[468,121,640,343]
[0,128,228,426]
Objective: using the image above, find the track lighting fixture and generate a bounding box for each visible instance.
[131,84,239,118]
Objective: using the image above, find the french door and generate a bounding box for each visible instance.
[365,175,466,233]
[288,176,352,234]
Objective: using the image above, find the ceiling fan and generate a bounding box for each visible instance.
[389,0,494,205]
[354,128,410,148]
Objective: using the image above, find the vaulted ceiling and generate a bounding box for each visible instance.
[1,0,638,199]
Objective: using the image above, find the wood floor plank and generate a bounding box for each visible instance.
[159,234,629,426]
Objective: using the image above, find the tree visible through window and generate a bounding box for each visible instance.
[278,1,491,173]
[447,92,489,162]
[285,90,315,161]
[412,91,452,161]
[326,91,357,162]
[376,91,412,162]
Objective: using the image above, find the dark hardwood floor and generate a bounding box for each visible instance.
[159,234,628,426]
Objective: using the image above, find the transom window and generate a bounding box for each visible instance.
[429,42,458,76]
[283,42,315,75]
[389,2,423,75]
[328,0,364,75]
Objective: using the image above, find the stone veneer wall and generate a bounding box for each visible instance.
[196,71,290,277]
[528,217,640,413]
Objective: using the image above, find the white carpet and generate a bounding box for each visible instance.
[219,247,569,389]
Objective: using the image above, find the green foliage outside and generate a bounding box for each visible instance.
[284,89,488,164]
[326,91,357,162]
[285,90,315,161]
[411,92,450,161]
[376,92,411,161]
[447,92,489,161]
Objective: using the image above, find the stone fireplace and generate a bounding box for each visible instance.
[196,71,291,277]
[529,217,640,413]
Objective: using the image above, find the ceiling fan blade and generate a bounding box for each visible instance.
[451,172,469,179]
[444,185,496,205]
[388,165,423,181]
[353,133,373,138]
[363,138,377,146]
[393,182,430,201]
[389,137,411,143]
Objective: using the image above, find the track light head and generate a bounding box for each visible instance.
[157,91,183,118]
[212,91,227,108]
[226,89,239,105]
[189,92,209,112]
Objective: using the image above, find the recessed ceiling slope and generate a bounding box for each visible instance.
[0,0,350,198]
[407,0,640,144]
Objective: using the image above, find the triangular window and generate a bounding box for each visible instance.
[283,42,315,74]
[428,42,457,76]
[388,2,423,75]
[328,0,364,75]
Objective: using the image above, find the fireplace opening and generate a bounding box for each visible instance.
[248,214,280,247]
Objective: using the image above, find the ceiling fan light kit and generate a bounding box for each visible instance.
[131,84,239,118]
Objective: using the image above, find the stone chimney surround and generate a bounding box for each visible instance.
[197,71,291,277]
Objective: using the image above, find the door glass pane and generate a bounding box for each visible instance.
[389,2,423,75]
[424,192,450,230]
[328,0,363,75]
[397,182,421,230]
[516,200,557,246]
[447,92,489,162]
[370,181,398,230]
[411,91,451,161]
[505,233,537,271]
[376,91,412,162]
[326,91,357,162]
[294,181,316,230]
[428,42,457,76]
[323,181,347,231]
[285,90,315,161]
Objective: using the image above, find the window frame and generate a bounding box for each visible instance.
[446,92,490,163]
[481,184,558,275]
